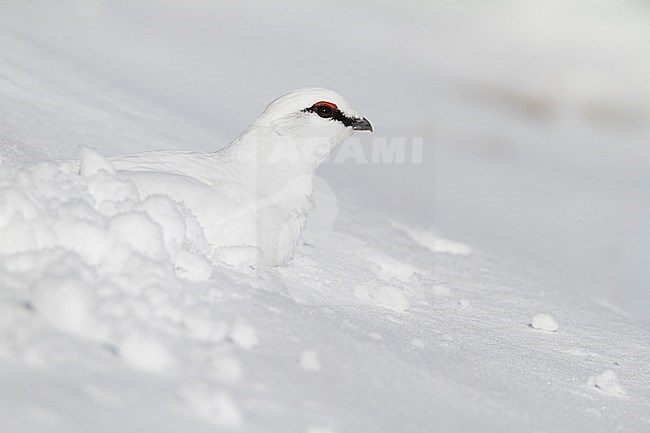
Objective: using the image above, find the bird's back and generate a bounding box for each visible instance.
[110,150,220,183]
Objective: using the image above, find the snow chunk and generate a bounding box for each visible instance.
[587,369,627,397]
[353,280,410,312]
[431,236,472,255]
[86,171,140,214]
[392,222,472,256]
[134,195,213,281]
[109,212,167,260]
[174,250,213,281]
[0,152,212,287]
[0,187,39,225]
[531,313,559,332]
[118,331,175,373]
[359,249,422,282]
[79,146,116,176]
[298,350,322,372]
[31,276,96,337]
[135,195,187,256]
[228,319,258,349]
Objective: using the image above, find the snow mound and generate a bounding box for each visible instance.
[0,146,254,429]
[0,147,212,276]
[530,313,559,332]
[587,369,627,397]
[78,146,116,177]
[30,276,96,337]
[0,147,217,359]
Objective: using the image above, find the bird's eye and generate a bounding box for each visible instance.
[316,105,333,118]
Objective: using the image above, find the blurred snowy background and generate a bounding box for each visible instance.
[2,0,648,320]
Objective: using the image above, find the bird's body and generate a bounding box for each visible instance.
[109,88,372,267]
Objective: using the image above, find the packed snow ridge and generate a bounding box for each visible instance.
[0,147,216,366]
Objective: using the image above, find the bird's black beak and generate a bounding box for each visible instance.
[352,117,373,132]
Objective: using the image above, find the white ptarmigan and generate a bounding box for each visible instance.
[109,88,372,267]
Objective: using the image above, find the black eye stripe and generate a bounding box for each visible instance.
[303,105,357,127]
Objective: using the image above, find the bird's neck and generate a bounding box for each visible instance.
[220,125,335,205]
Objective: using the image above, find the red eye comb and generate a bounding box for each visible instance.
[313,101,338,110]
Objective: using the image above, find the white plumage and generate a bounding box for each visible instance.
[109,88,372,267]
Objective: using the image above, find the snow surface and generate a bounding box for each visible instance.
[1,2,650,433]
[298,350,322,372]
[587,369,627,398]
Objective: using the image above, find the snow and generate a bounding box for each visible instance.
[209,355,242,384]
[1,2,650,433]
[179,385,242,428]
[392,222,472,256]
[78,146,116,177]
[587,369,627,398]
[305,427,339,433]
[298,350,322,372]
[411,338,426,349]
[228,319,259,350]
[353,280,411,312]
[0,152,212,287]
[118,330,175,373]
[30,277,96,337]
[531,313,560,332]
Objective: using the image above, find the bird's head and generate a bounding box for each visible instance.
[251,88,372,164]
